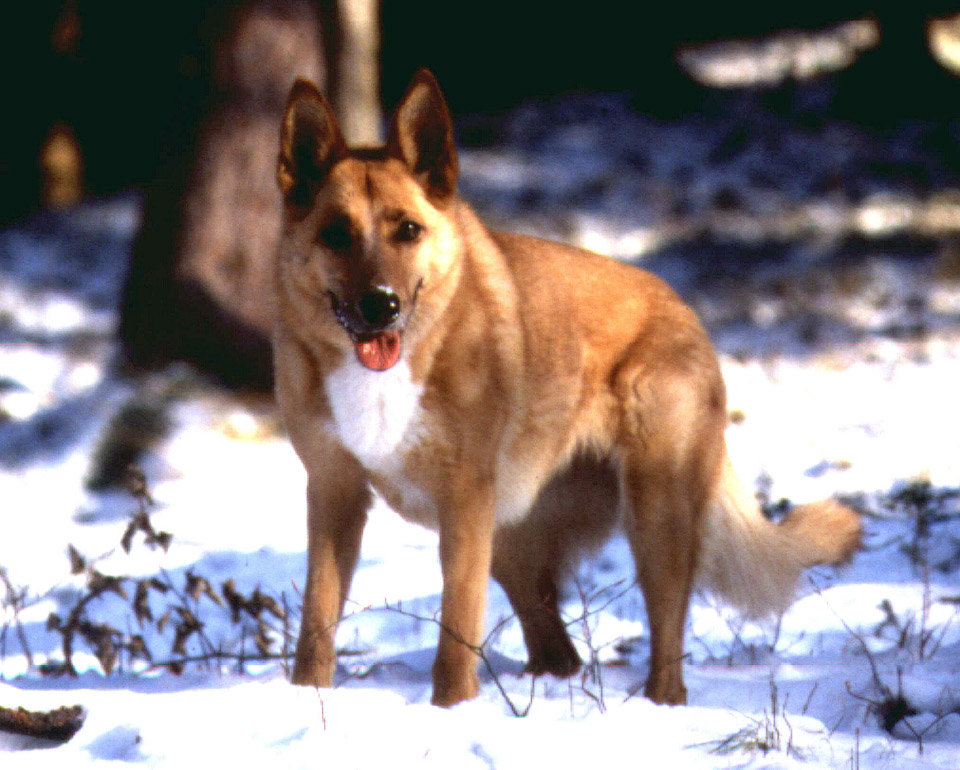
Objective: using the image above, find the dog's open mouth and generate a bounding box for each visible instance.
[327,283,421,372]
[354,331,402,371]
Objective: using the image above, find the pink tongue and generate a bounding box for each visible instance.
[355,331,402,371]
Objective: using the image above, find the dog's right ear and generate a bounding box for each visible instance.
[278,79,346,208]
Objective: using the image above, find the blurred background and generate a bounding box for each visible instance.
[2,1,960,444]
[0,0,960,744]
[2,0,960,696]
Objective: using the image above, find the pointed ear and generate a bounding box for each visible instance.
[278,79,346,208]
[387,69,458,199]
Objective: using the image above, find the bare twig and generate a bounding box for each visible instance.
[622,649,691,703]
[0,568,35,672]
[562,579,633,631]
[141,649,293,674]
[809,576,887,695]
[801,681,819,716]
[691,677,803,759]
[383,602,534,717]
[36,467,289,678]
[281,592,292,679]
[572,578,607,713]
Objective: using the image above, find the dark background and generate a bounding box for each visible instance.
[5,2,960,224]
[5,1,960,391]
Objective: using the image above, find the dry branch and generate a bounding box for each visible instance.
[0,704,85,742]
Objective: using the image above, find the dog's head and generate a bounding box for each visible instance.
[275,69,461,372]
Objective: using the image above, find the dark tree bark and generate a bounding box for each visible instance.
[119,1,329,390]
[0,705,85,743]
[118,0,384,390]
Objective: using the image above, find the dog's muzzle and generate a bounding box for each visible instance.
[358,288,401,330]
[327,284,422,372]
[328,286,400,339]
[327,281,422,340]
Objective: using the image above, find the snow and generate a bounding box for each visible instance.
[3,84,960,767]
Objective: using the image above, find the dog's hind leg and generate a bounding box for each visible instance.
[616,358,727,705]
[492,528,580,677]
[619,457,702,706]
[492,453,620,678]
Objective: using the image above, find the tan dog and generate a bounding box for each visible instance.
[273,70,860,707]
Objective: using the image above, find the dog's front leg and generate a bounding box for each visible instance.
[431,484,495,707]
[292,457,371,688]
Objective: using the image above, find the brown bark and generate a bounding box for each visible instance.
[0,705,85,743]
[119,1,329,390]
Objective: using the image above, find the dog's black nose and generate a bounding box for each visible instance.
[358,288,401,330]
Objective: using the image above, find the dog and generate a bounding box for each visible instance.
[272,69,861,708]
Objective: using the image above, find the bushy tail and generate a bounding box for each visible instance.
[695,457,861,618]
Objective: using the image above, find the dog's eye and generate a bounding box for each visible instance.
[395,219,423,243]
[318,220,352,251]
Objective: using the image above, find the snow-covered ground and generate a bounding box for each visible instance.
[2,80,960,768]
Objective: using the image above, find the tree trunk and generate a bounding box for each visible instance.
[119,1,335,390]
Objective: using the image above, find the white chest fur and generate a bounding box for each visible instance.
[323,358,424,466]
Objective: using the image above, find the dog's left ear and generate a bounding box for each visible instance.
[387,69,458,199]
